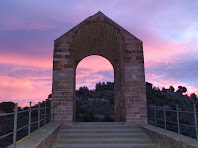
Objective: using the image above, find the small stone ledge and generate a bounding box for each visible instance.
[139,124,198,148]
[8,122,62,148]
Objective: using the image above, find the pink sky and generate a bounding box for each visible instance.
[0,0,198,107]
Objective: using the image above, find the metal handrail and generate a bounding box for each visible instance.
[31,108,39,111]
[179,122,195,128]
[0,100,56,148]
[16,124,29,132]
[17,109,29,113]
[0,112,15,117]
[0,131,14,140]
[147,104,198,140]
[40,107,46,110]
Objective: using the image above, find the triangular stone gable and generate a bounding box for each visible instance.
[55,11,142,43]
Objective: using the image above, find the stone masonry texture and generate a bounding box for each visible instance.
[52,11,147,125]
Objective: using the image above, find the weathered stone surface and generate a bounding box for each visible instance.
[52,11,147,125]
[8,123,62,148]
[140,124,198,148]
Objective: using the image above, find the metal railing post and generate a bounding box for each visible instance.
[28,102,32,140]
[193,104,198,140]
[176,105,180,134]
[147,105,149,124]
[44,101,46,125]
[53,102,55,125]
[154,105,157,128]
[164,105,166,130]
[38,102,40,130]
[49,101,51,124]
[13,103,18,148]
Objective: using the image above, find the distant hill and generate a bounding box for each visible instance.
[146,82,198,138]
[146,82,197,110]
[76,82,114,122]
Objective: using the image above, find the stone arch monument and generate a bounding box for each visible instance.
[52,12,147,125]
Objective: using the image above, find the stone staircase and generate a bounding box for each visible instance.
[53,122,160,148]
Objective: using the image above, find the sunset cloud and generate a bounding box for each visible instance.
[0,60,52,107]
[145,57,198,95]
[0,75,51,107]
[0,53,52,69]
[76,56,114,89]
[77,55,113,71]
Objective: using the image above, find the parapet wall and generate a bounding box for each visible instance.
[140,124,198,148]
[8,122,62,148]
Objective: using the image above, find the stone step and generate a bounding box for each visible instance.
[53,143,160,148]
[60,128,143,133]
[56,137,152,144]
[53,122,160,148]
[61,125,140,129]
[59,132,148,139]
[73,122,125,125]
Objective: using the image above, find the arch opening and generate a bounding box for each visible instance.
[75,55,114,122]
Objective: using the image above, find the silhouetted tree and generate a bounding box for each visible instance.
[107,82,114,90]
[76,86,89,98]
[177,86,187,94]
[95,82,102,91]
[182,87,187,93]
[48,94,52,99]
[95,82,114,91]
[23,107,29,110]
[169,86,175,92]
[79,86,89,93]
[190,93,197,101]
[162,87,166,93]
[0,102,15,113]
[153,86,160,91]
[146,82,153,90]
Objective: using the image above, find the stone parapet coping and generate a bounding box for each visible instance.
[8,122,62,148]
[140,124,198,148]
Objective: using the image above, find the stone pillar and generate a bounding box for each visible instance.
[52,36,75,125]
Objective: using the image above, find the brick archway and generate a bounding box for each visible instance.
[52,12,147,125]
